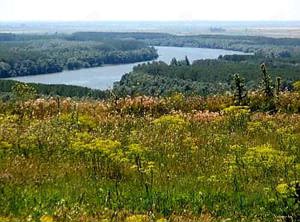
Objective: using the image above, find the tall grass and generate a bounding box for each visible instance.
[0,94,299,221]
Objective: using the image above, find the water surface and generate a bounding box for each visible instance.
[7,46,248,90]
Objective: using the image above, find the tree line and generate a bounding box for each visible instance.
[0,34,158,78]
[113,54,299,97]
[0,80,109,100]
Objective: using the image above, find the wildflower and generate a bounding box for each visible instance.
[0,141,12,149]
[229,144,243,152]
[276,182,296,199]
[223,106,250,115]
[153,115,186,126]
[78,115,97,130]
[40,215,54,222]
[128,143,144,156]
[243,144,295,168]
[0,217,10,222]
[156,218,168,222]
[125,214,149,222]
[192,110,220,122]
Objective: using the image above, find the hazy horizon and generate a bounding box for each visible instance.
[1,20,300,23]
[1,0,300,22]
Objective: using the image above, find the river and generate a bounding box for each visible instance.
[7,46,248,90]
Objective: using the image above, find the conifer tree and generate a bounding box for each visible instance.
[170,58,178,66]
[275,77,281,96]
[185,56,190,66]
[260,63,276,112]
[260,63,273,98]
[233,73,247,106]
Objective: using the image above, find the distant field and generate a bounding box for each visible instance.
[220,27,300,38]
[1,21,300,38]
[177,27,300,38]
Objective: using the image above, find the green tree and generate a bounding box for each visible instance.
[185,56,190,66]
[170,58,178,66]
[260,63,273,98]
[233,73,247,106]
[275,77,282,96]
[260,63,276,112]
[292,81,300,92]
[11,82,37,101]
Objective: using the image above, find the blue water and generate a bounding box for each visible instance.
[7,46,249,90]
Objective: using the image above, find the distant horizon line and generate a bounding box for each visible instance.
[1,20,300,23]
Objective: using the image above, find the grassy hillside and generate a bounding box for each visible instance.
[0,92,300,221]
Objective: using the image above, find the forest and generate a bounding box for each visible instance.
[113,54,299,97]
[1,31,300,80]
[2,31,300,99]
[69,32,300,57]
[0,33,158,78]
[0,80,109,100]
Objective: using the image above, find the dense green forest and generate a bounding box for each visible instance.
[113,54,299,97]
[1,31,300,81]
[1,55,299,100]
[0,33,158,78]
[1,31,300,99]
[0,80,109,100]
[55,32,300,97]
[69,32,300,57]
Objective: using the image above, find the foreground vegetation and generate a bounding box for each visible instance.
[0,81,300,221]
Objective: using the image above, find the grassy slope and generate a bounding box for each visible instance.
[0,95,299,221]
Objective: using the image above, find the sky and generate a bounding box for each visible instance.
[0,0,299,21]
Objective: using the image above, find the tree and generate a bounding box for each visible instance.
[260,63,273,98]
[260,63,276,112]
[11,82,37,101]
[0,62,11,78]
[233,73,247,106]
[185,56,190,66]
[170,58,178,66]
[292,81,300,92]
[275,77,281,96]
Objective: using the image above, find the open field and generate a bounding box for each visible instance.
[221,27,300,38]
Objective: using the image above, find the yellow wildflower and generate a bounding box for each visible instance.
[125,215,149,222]
[40,215,54,222]
[276,183,289,194]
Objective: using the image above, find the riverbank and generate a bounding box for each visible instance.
[5,46,248,89]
